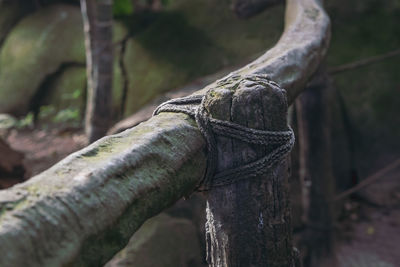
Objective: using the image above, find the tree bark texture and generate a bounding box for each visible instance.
[204,79,295,267]
[0,113,206,267]
[81,0,113,143]
[296,72,336,267]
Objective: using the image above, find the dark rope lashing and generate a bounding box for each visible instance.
[153,74,295,191]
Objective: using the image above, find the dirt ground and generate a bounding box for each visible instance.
[1,127,400,267]
[4,127,86,186]
[333,165,400,267]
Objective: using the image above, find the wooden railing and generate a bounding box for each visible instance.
[0,0,330,266]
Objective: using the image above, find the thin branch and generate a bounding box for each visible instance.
[334,158,400,201]
[329,48,400,75]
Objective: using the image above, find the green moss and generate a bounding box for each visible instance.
[106,213,202,266]
[81,143,116,161]
[305,8,320,21]
[73,149,205,266]
[0,196,29,225]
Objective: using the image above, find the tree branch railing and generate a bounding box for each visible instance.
[0,0,330,266]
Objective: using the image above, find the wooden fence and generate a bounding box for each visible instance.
[0,0,330,266]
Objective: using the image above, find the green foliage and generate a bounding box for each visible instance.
[16,112,34,128]
[113,0,134,16]
[38,105,56,119]
[53,108,80,123]
[61,89,81,101]
[113,0,171,17]
[37,105,81,126]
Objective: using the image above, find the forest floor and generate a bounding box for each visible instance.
[4,127,86,186]
[333,164,400,267]
[2,126,400,267]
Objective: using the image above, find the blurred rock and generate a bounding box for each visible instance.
[106,213,205,267]
[120,0,284,117]
[0,0,33,46]
[0,4,128,118]
[165,193,207,259]
[0,4,85,115]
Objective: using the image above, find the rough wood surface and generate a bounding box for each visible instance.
[0,0,330,265]
[204,79,294,266]
[0,113,206,266]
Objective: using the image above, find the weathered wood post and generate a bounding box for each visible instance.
[203,75,296,266]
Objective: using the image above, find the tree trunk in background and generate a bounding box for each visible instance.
[80,0,113,143]
[287,105,305,232]
[296,71,336,267]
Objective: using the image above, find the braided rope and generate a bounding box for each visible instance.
[153,74,295,190]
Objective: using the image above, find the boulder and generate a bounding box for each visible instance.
[0,0,33,47]
[106,213,204,267]
[0,4,85,116]
[121,1,284,117]
[0,3,129,119]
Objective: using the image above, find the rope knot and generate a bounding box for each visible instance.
[154,73,294,191]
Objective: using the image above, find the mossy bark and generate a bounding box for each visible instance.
[0,113,206,266]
